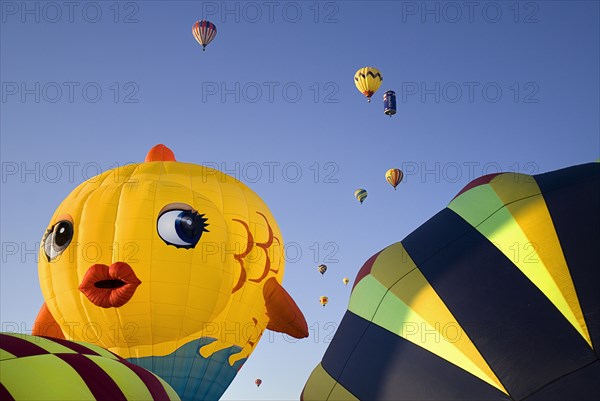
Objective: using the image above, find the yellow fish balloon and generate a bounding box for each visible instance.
[33,144,308,401]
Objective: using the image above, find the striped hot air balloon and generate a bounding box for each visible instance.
[354,189,368,204]
[192,20,217,51]
[318,264,328,275]
[354,67,383,102]
[303,162,600,401]
[0,333,180,401]
[386,168,403,190]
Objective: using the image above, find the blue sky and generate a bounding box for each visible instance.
[1,1,599,399]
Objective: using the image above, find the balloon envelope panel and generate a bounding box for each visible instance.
[0,333,180,401]
[302,162,600,401]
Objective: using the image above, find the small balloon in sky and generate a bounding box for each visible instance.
[386,168,404,190]
[318,264,328,275]
[355,189,368,204]
[192,20,217,51]
[383,90,397,116]
[354,67,383,102]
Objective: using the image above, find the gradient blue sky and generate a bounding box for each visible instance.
[1,1,599,399]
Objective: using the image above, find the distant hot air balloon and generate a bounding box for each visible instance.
[343,277,350,285]
[192,20,217,51]
[354,67,383,102]
[320,296,329,307]
[318,264,328,275]
[355,189,368,204]
[386,168,404,190]
[384,90,397,116]
[255,379,262,387]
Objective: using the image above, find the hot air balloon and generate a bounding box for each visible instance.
[386,168,403,190]
[255,379,262,387]
[320,296,329,307]
[318,264,328,275]
[342,277,349,285]
[192,20,217,51]
[0,333,181,400]
[383,90,397,116]
[354,67,382,102]
[302,162,600,401]
[33,144,308,401]
[354,189,367,204]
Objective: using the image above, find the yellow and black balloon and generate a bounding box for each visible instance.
[354,67,382,102]
[302,162,600,400]
[33,144,308,401]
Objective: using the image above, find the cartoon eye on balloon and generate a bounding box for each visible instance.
[42,219,74,261]
[157,204,209,249]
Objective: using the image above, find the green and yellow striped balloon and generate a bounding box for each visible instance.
[303,162,600,400]
[0,333,180,401]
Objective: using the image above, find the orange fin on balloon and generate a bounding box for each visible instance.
[145,144,176,162]
[32,303,66,339]
[263,277,308,338]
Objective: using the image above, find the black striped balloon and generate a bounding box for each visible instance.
[303,162,600,401]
